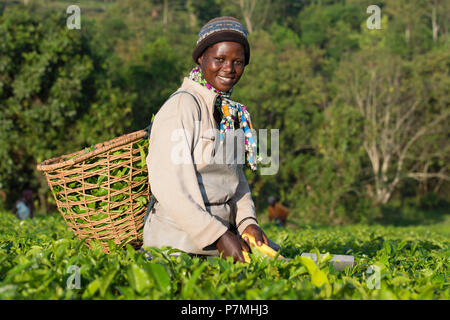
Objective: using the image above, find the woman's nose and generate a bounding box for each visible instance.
[221,60,234,73]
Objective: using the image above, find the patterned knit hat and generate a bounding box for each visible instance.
[192,16,250,66]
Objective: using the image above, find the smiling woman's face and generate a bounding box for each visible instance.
[198,41,246,92]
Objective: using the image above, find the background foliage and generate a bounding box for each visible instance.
[0,0,448,224]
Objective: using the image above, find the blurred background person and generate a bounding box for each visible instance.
[13,189,34,220]
[268,196,289,227]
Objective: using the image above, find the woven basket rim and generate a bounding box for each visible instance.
[36,129,147,173]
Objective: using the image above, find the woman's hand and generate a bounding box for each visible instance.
[242,224,269,247]
[216,230,251,263]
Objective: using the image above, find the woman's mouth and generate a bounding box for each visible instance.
[217,75,234,85]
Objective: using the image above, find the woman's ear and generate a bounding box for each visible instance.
[198,54,204,66]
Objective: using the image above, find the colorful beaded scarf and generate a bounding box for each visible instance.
[189,66,259,171]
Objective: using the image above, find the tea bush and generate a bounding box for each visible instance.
[0,211,448,300]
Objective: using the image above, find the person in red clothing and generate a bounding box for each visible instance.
[267,196,289,227]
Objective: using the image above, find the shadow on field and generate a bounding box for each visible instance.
[261,208,449,260]
[374,205,449,227]
[277,234,446,259]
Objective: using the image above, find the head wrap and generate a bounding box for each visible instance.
[192,16,250,66]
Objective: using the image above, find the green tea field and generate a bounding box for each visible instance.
[0,211,448,300]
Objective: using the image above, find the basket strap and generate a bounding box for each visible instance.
[144,123,153,140]
[143,194,157,225]
[143,90,201,226]
[169,90,200,109]
[143,90,199,140]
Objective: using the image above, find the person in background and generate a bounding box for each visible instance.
[13,189,34,220]
[268,196,289,227]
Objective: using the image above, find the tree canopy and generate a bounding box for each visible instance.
[1,0,448,223]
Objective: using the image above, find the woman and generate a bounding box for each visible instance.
[143,17,269,263]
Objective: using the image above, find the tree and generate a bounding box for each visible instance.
[406,49,450,196]
[385,0,432,55]
[300,104,367,224]
[295,3,363,63]
[221,0,272,34]
[122,38,185,131]
[237,0,257,34]
[386,0,423,45]
[334,46,449,205]
[232,30,327,216]
[425,0,450,44]
[93,0,194,131]
[190,0,221,26]
[0,7,135,212]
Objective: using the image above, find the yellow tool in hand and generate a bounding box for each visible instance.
[240,233,354,271]
[241,233,285,263]
[241,250,251,263]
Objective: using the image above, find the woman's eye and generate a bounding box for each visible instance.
[215,57,224,62]
[235,61,243,66]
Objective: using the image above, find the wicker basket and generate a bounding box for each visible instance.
[37,129,151,254]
